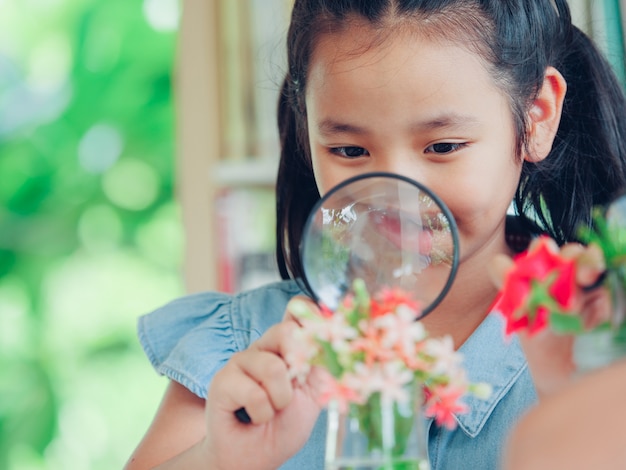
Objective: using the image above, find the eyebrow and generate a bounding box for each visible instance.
[318,119,368,137]
[412,113,481,132]
[317,113,480,136]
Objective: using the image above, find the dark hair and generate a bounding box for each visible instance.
[275,0,626,280]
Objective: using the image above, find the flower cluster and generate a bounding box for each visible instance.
[287,278,491,430]
[494,236,580,336]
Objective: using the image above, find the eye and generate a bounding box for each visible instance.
[330,146,370,158]
[425,142,466,155]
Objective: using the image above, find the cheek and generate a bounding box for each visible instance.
[434,163,522,227]
[310,148,354,197]
[310,150,329,196]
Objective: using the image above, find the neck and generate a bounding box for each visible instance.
[421,231,512,348]
[422,267,499,348]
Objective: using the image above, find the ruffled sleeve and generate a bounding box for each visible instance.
[137,280,302,398]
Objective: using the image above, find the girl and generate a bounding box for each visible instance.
[125,1,626,469]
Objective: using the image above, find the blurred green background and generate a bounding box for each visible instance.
[0,1,622,469]
[0,0,184,468]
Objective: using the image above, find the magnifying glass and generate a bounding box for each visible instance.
[234,172,459,423]
[299,172,459,317]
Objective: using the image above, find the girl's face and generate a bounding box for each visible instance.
[305,25,523,266]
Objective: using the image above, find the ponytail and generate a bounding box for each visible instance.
[515,23,626,244]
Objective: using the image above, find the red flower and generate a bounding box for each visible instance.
[370,287,421,318]
[319,303,335,318]
[495,236,577,335]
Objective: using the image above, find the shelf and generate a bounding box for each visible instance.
[212,157,279,187]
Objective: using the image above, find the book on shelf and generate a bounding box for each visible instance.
[214,184,280,293]
[215,0,291,161]
[216,0,251,160]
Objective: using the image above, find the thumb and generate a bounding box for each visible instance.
[285,295,323,323]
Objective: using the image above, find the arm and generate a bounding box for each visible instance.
[124,380,210,469]
[515,278,610,399]
[125,298,322,470]
[503,359,626,470]
[489,241,608,399]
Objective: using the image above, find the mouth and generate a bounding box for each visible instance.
[368,210,432,252]
[368,209,453,265]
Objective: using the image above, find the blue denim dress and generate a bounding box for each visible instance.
[138,279,536,470]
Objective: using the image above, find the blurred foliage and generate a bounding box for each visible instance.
[0,0,184,468]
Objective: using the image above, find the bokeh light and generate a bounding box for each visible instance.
[78,123,124,174]
[143,0,180,32]
[102,158,160,211]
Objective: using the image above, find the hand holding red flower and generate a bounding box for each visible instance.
[490,236,607,336]
[489,236,610,397]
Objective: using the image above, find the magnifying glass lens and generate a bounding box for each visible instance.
[299,173,459,318]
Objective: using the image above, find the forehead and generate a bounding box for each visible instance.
[305,23,507,122]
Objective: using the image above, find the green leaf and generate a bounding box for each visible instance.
[353,278,371,313]
[549,312,585,334]
[611,321,626,345]
[319,341,343,377]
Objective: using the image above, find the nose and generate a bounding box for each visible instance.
[371,150,428,187]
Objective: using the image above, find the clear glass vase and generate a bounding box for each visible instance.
[573,269,626,373]
[324,382,430,470]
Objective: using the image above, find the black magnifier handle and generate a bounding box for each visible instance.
[234,406,252,424]
[582,270,607,292]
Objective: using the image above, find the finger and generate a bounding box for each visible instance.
[529,236,559,252]
[213,349,293,423]
[518,327,574,361]
[210,358,277,424]
[579,288,611,329]
[284,295,321,324]
[578,243,606,271]
[246,322,306,406]
[579,269,606,291]
[239,350,293,417]
[252,320,301,360]
[517,329,576,398]
[559,242,605,287]
[560,242,584,260]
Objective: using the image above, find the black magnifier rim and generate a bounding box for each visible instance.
[297,171,460,319]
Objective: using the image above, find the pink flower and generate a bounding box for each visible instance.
[305,314,358,351]
[285,328,319,384]
[373,305,427,369]
[341,362,386,399]
[424,385,469,430]
[423,336,463,375]
[375,361,415,405]
[315,369,365,413]
[340,361,414,405]
[350,321,396,367]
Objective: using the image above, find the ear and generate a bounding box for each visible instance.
[525,66,567,163]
